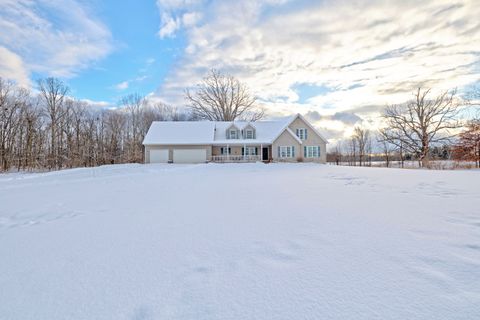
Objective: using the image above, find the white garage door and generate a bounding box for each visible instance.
[173,149,207,163]
[149,149,169,163]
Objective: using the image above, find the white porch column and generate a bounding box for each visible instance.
[244,143,246,160]
[260,144,263,161]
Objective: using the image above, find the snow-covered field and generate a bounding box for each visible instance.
[1,163,480,320]
[333,160,480,170]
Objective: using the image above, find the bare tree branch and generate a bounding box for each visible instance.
[185,69,263,121]
[381,87,461,167]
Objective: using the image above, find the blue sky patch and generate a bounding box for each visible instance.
[293,83,333,104]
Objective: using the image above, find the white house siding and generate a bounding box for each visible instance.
[288,117,327,163]
[272,130,302,162]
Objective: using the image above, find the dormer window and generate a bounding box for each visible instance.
[226,124,240,139]
[296,128,307,140]
[245,129,254,139]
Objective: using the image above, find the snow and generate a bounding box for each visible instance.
[142,121,216,145]
[212,119,290,144]
[143,115,304,146]
[354,160,480,170]
[1,163,480,319]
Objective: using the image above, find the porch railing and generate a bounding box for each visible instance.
[211,155,262,162]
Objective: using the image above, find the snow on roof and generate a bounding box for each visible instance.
[142,114,327,145]
[142,121,215,145]
[212,119,289,144]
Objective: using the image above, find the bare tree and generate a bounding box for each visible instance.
[119,93,146,162]
[0,78,194,172]
[145,103,183,122]
[466,86,480,108]
[377,131,395,167]
[0,79,14,170]
[18,97,42,170]
[38,77,69,169]
[0,80,25,170]
[332,142,342,165]
[62,99,89,168]
[348,137,357,166]
[472,87,480,119]
[382,88,461,168]
[185,69,264,121]
[367,135,373,166]
[352,126,370,166]
[104,110,126,164]
[149,103,172,122]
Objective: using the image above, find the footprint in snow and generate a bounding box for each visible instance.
[254,241,303,267]
[130,306,154,320]
[0,210,86,230]
[462,244,480,251]
[446,213,480,229]
[407,260,457,294]
[192,266,212,274]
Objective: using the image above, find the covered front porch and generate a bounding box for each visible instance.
[211,144,271,162]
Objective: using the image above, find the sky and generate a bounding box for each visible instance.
[0,0,479,140]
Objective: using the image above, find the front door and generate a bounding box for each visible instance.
[262,147,269,161]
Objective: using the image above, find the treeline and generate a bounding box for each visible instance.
[328,88,480,168]
[2,74,479,172]
[328,134,453,168]
[328,123,479,169]
[0,77,192,172]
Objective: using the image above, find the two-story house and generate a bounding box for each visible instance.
[143,113,327,163]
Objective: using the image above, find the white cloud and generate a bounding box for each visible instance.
[115,81,129,90]
[0,0,113,84]
[79,98,112,109]
[182,12,201,27]
[158,13,182,38]
[0,46,30,87]
[153,0,480,136]
[114,65,151,91]
[156,0,205,38]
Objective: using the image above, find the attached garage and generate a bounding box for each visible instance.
[149,149,169,163]
[173,149,207,163]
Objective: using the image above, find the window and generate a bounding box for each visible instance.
[245,129,254,139]
[229,130,237,139]
[242,147,257,155]
[220,147,231,155]
[278,146,295,158]
[296,128,307,140]
[304,146,320,158]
